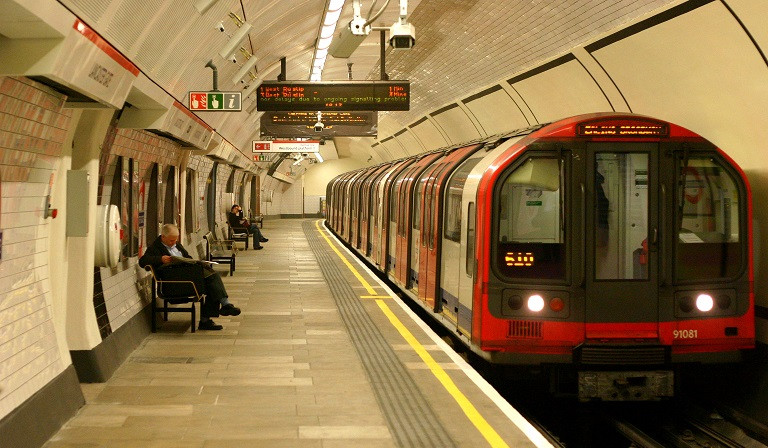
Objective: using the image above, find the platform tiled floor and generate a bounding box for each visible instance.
[44,219,541,448]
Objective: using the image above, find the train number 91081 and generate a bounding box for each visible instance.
[673,329,698,339]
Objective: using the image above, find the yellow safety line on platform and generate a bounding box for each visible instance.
[315,220,377,295]
[375,299,509,448]
[315,221,508,447]
[360,295,392,299]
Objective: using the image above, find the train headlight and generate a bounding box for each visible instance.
[696,294,714,312]
[527,294,545,312]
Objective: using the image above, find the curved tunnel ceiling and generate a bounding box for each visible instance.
[57,0,690,163]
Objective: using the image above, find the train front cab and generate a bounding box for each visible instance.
[474,115,754,400]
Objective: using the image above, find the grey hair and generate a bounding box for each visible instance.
[161,224,180,237]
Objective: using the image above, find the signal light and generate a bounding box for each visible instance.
[679,296,693,313]
[508,295,523,310]
[527,295,545,312]
[716,295,732,310]
[549,297,564,312]
[696,294,714,312]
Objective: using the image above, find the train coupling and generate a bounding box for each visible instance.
[578,370,674,401]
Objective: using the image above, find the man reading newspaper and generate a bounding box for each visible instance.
[139,224,241,330]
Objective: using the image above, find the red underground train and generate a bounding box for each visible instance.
[325,113,754,400]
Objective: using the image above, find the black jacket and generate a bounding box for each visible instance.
[227,212,248,230]
[139,235,206,296]
[139,235,192,270]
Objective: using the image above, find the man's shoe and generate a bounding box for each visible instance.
[254,245,263,250]
[198,320,223,330]
[220,304,241,316]
[260,238,269,242]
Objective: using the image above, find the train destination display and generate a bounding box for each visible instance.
[256,81,409,111]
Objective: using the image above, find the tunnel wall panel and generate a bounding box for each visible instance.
[430,104,482,143]
[463,86,529,136]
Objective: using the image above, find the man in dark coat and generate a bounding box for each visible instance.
[139,224,240,330]
[228,204,268,250]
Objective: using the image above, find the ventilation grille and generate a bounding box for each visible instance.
[577,345,668,366]
[508,320,542,339]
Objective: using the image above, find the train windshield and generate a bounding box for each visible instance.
[496,156,565,279]
[676,156,743,280]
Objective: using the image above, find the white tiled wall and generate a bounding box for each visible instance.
[0,77,70,420]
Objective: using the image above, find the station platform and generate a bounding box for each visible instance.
[44,219,550,448]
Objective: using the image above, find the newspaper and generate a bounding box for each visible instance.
[169,256,218,266]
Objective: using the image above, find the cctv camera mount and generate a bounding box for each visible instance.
[389,0,415,49]
[389,21,415,49]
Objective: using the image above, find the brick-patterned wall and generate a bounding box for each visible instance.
[96,128,183,333]
[0,77,72,420]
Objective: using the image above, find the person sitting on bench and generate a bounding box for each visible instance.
[139,224,241,330]
[228,204,268,250]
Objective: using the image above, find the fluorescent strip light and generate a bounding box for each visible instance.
[315,152,324,163]
[219,22,253,59]
[310,0,346,81]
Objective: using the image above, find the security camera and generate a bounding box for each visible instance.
[389,22,416,49]
[217,22,225,32]
[314,121,324,132]
[231,55,238,64]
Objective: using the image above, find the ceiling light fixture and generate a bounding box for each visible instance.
[315,152,324,163]
[232,51,259,85]
[311,0,346,81]
[219,13,253,60]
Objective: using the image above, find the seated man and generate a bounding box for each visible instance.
[139,224,240,330]
[228,204,268,250]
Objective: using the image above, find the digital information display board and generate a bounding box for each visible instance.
[260,111,377,138]
[256,81,409,111]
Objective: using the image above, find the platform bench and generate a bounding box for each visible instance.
[203,231,236,276]
[145,265,205,333]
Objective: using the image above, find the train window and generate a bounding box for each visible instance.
[594,152,648,280]
[391,168,409,228]
[676,157,742,280]
[466,202,475,276]
[444,156,483,242]
[414,171,430,231]
[495,157,565,279]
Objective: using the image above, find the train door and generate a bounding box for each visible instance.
[376,160,410,269]
[411,161,443,293]
[365,165,390,256]
[579,143,659,337]
[395,153,442,287]
[419,144,482,310]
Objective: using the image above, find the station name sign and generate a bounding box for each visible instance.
[256,81,409,111]
[189,91,242,111]
[252,140,320,153]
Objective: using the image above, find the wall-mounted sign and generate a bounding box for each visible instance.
[189,91,242,111]
[256,80,409,111]
[252,140,320,153]
[260,111,377,138]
